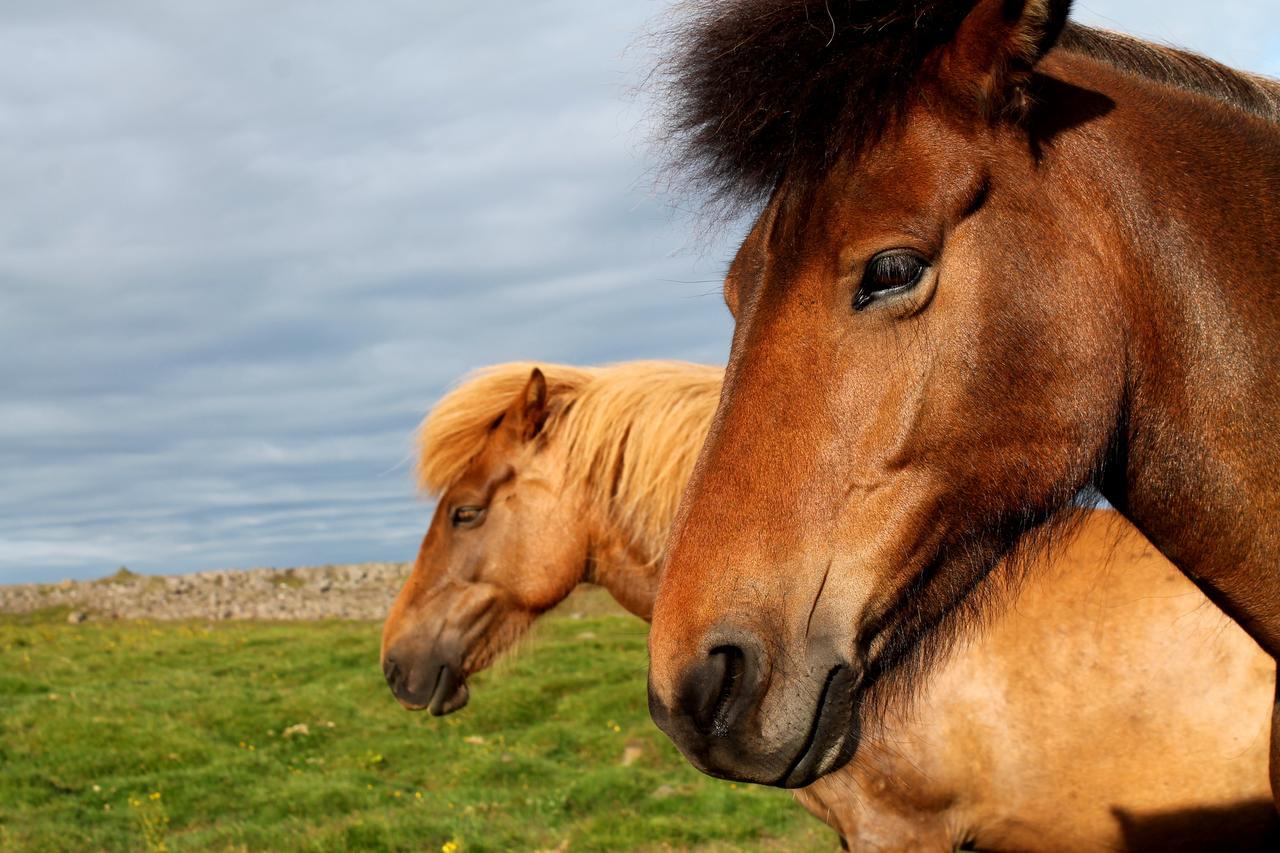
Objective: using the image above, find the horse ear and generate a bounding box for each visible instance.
[507,367,549,442]
[940,0,1072,117]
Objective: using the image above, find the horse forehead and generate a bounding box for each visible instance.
[449,438,521,499]
[822,123,980,224]
[730,116,966,275]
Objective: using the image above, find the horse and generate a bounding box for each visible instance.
[642,0,1280,797]
[380,362,1276,851]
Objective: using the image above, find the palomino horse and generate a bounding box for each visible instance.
[644,1,1280,795]
[381,362,1275,850]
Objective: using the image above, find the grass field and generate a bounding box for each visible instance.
[0,590,833,851]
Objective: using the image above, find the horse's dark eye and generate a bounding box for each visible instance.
[854,251,928,310]
[450,506,486,528]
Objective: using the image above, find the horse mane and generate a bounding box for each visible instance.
[659,0,1280,214]
[417,360,723,562]
[1057,26,1280,124]
[416,362,595,494]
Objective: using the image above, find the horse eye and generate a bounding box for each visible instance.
[450,506,486,528]
[854,251,928,310]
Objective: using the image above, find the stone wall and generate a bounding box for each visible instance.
[0,563,411,622]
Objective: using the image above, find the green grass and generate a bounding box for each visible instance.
[0,592,833,851]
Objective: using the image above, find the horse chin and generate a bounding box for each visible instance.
[652,662,862,788]
[387,660,471,715]
[776,667,861,788]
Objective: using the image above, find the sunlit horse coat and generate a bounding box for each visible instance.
[382,362,1276,851]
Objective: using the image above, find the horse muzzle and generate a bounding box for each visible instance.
[647,627,861,787]
[382,646,470,716]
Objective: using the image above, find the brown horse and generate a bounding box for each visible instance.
[644,0,1280,794]
[382,361,718,713]
[381,362,1275,851]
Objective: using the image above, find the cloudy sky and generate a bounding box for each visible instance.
[3,2,1277,584]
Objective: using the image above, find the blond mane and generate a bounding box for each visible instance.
[417,360,723,562]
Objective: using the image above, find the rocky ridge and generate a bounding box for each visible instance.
[0,563,411,622]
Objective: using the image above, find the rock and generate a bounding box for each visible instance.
[0,562,411,622]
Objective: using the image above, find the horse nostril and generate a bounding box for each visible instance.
[684,644,748,736]
[383,657,404,692]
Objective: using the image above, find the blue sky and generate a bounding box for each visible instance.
[3,2,1278,583]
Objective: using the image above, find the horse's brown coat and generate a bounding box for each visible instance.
[382,363,1275,850]
[645,0,1280,794]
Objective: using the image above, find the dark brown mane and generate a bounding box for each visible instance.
[661,0,1280,215]
[1058,26,1280,124]
[659,0,980,213]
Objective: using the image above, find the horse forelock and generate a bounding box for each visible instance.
[658,0,1279,220]
[658,0,975,217]
[415,362,596,495]
[417,361,723,563]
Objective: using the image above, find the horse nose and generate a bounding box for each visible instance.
[677,642,758,736]
[382,655,405,694]
[381,643,471,715]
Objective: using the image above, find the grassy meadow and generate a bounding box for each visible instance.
[0,590,833,851]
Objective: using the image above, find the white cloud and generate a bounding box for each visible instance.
[1,1,1274,582]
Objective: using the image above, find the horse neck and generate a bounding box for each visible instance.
[580,502,664,623]
[1054,52,1280,651]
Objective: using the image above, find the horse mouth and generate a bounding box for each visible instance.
[388,660,470,715]
[424,663,470,716]
[776,664,858,788]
